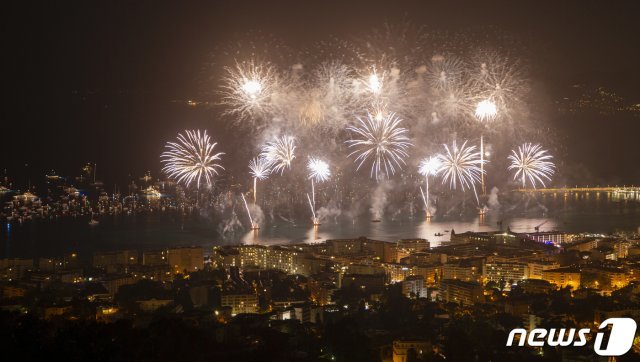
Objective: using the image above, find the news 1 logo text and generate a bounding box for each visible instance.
[507,318,637,356]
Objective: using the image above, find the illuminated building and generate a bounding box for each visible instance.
[221,292,259,315]
[612,240,631,259]
[235,245,316,275]
[392,340,431,362]
[450,230,521,245]
[402,275,428,298]
[566,238,600,252]
[128,264,173,282]
[308,277,337,305]
[342,273,385,293]
[412,264,441,285]
[167,247,204,274]
[0,258,34,280]
[394,239,430,262]
[442,260,482,282]
[92,250,138,270]
[293,304,324,324]
[483,260,529,285]
[2,284,28,298]
[526,260,560,279]
[211,248,240,269]
[521,231,568,245]
[138,299,173,312]
[541,267,581,289]
[345,263,385,275]
[325,237,395,262]
[400,251,447,265]
[383,263,441,285]
[142,250,168,266]
[583,266,630,289]
[439,279,484,306]
[95,306,122,323]
[102,274,136,296]
[383,263,414,283]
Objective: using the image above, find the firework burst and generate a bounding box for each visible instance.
[306,157,331,224]
[248,157,272,203]
[508,143,555,188]
[220,60,278,122]
[418,156,441,217]
[260,135,296,174]
[475,99,498,122]
[249,157,272,180]
[346,112,412,181]
[428,54,465,91]
[161,130,224,189]
[418,156,442,177]
[471,51,526,117]
[436,140,485,192]
[307,157,331,183]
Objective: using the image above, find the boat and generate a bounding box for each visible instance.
[371,219,381,223]
[88,212,99,226]
[434,232,444,236]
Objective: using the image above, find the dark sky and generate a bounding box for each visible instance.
[3,0,640,187]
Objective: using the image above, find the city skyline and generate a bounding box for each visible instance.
[2,3,640,360]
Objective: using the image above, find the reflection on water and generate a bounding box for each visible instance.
[238,213,565,248]
[237,191,639,246]
[1,192,640,257]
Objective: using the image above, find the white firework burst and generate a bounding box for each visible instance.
[307,157,331,183]
[508,143,555,188]
[471,51,526,116]
[346,112,412,181]
[220,60,278,122]
[428,54,465,91]
[260,135,296,175]
[161,130,224,189]
[248,157,272,180]
[436,140,485,191]
[418,156,442,177]
[475,99,498,122]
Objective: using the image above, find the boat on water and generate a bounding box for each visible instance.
[88,212,99,226]
[434,232,444,236]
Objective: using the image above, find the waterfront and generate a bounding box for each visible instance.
[2,193,639,259]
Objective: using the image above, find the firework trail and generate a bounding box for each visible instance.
[418,156,441,216]
[241,193,259,229]
[260,135,296,174]
[474,99,498,195]
[248,157,272,203]
[508,143,555,188]
[306,193,317,223]
[346,112,412,181]
[161,130,224,189]
[307,157,331,224]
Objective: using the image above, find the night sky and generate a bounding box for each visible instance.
[3,0,640,187]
